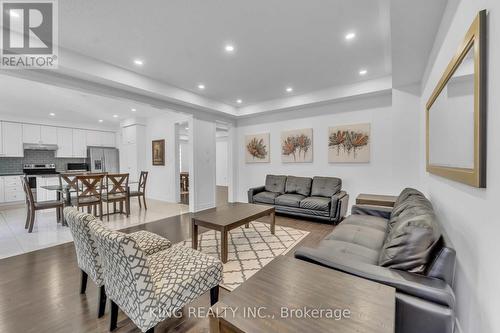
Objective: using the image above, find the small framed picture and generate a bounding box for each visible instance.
[152,139,165,166]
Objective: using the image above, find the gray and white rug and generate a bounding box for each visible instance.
[179,221,309,291]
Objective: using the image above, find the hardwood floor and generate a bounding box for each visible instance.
[0,188,335,333]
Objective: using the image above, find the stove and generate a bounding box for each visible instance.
[23,163,58,175]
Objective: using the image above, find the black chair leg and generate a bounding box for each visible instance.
[80,270,88,294]
[210,285,219,306]
[110,300,118,331]
[98,285,107,318]
[146,327,155,333]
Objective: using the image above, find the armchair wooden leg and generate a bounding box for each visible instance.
[146,327,155,333]
[80,270,88,294]
[110,300,118,331]
[98,285,107,318]
[138,196,142,208]
[210,285,219,306]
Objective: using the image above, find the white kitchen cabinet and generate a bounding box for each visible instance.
[0,121,3,155]
[22,123,40,144]
[3,122,23,157]
[0,177,4,202]
[37,176,58,202]
[86,130,116,147]
[101,131,115,147]
[3,175,24,203]
[22,124,57,144]
[121,143,138,180]
[73,129,87,157]
[122,125,137,145]
[56,127,73,157]
[40,125,57,144]
[86,130,101,147]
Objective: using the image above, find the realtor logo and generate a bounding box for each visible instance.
[1,0,58,68]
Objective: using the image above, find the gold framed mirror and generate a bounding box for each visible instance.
[426,10,487,188]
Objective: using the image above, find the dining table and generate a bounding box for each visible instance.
[41,180,139,226]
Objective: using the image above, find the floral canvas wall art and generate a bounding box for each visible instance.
[328,123,370,163]
[281,128,313,163]
[245,133,270,163]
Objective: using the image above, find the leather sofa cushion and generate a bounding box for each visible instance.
[265,175,287,194]
[379,211,440,274]
[275,194,306,207]
[285,176,312,196]
[310,176,341,197]
[326,223,387,251]
[342,214,389,233]
[317,240,380,265]
[300,196,330,211]
[253,191,280,204]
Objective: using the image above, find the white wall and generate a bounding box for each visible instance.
[144,111,190,202]
[216,137,228,186]
[191,117,217,211]
[235,90,421,204]
[420,2,500,333]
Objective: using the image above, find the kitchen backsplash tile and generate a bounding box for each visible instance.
[0,150,86,174]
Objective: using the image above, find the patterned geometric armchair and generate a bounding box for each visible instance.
[63,207,172,318]
[88,218,223,333]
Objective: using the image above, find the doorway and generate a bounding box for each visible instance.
[176,121,190,205]
[215,124,230,205]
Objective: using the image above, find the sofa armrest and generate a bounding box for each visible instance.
[351,204,393,219]
[248,186,265,203]
[129,231,171,255]
[294,246,455,309]
[330,191,349,222]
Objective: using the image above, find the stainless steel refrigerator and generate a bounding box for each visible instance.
[87,147,119,173]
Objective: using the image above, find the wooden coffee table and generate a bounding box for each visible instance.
[210,256,395,333]
[191,203,275,263]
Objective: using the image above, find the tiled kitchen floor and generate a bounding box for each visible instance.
[0,199,189,259]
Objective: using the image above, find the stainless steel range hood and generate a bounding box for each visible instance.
[23,143,59,151]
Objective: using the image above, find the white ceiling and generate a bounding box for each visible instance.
[59,0,392,106]
[0,75,164,127]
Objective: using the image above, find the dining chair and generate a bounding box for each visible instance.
[21,176,64,233]
[88,218,222,333]
[102,173,129,221]
[59,173,79,206]
[76,174,104,218]
[129,171,148,209]
[63,207,172,318]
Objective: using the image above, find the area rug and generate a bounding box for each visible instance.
[179,221,309,291]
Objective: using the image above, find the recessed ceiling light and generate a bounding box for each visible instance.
[286,87,293,93]
[359,69,368,76]
[49,112,55,116]
[345,32,356,40]
[113,114,118,118]
[236,99,242,104]
[98,119,103,123]
[133,59,144,66]
[225,44,235,53]
[197,84,205,90]
[10,10,20,18]
[131,108,136,112]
